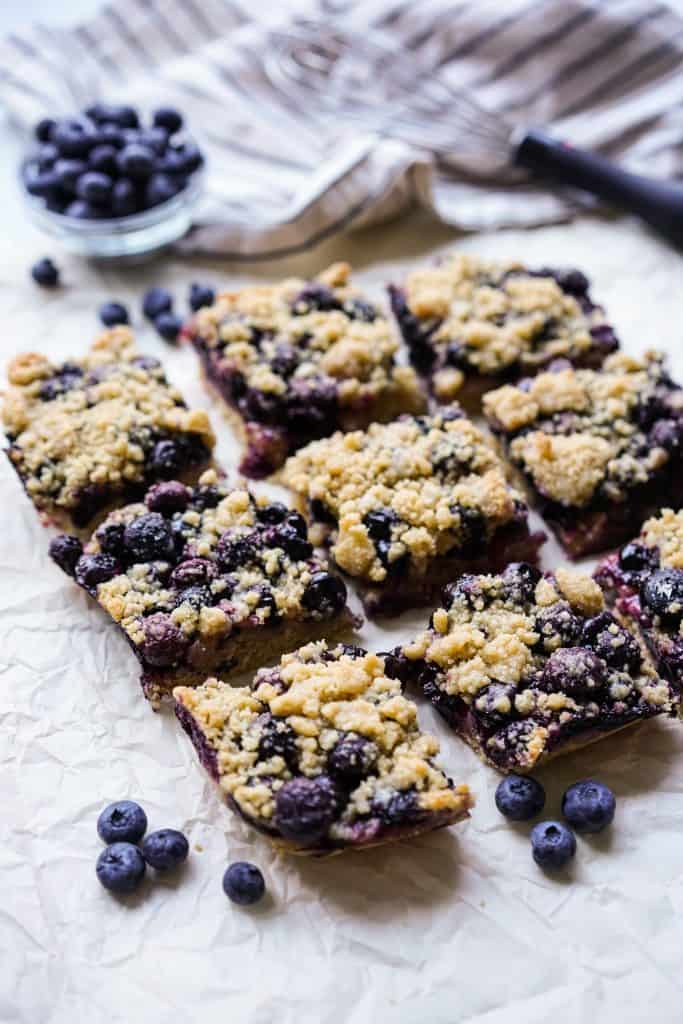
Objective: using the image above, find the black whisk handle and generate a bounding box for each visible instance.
[514,128,683,246]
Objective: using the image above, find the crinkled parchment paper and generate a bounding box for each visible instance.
[3,170,683,1024]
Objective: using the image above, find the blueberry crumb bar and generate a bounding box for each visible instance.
[281,408,545,616]
[3,327,215,533]
[174,640,473,856]
[386,563,676,773]
[389,254,618,405]
[49,470,359,705]
[184,261,426,478]
[483,352,683,558]
[596,509,683,691]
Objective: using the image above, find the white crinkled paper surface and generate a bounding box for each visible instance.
[3,207,683,1024]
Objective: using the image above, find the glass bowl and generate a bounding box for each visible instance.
[20,158,205,263]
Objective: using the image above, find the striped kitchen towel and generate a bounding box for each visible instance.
[1,0,683,258]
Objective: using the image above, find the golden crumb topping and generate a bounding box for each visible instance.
[174,641,471,842]
[642,508,683,569]
[190,262,424,418]
[396,254,612,387]
[4,328,215,520]
[484,352,682,508]
[282,410,522,583]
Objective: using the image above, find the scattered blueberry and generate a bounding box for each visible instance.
[96,842,146,894]
[153,107,183,134]
[155,311,183,341]
[35,117,56,142]
[530,821,577,870]
[301,571,347,616]
[562,780,616,834]
[31,257,59,288]
[123,512,175,562]
[495,774,546,821]
[141,828,189,870]
[97,800,148,844]
[99,301,130,327]
[189,282,215,311]
[222,862,265,906]
[49,534,83,576]
[74,553,120,589]
[142,286,173,320]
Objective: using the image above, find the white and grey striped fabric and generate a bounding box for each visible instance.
[2,0,683,258]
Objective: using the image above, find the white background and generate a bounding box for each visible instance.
[3,4,683,1024]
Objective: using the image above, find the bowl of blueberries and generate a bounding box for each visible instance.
[21,101,205,260]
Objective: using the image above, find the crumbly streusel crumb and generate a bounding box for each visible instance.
[281,409,523,583]
[484,351,682,508]
[4,327,215,521]
[174,641,471,847]
[642,509,683,568]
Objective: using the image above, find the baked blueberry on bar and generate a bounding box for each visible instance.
[3,327,215,533]
[184,261,425,478]
[596,509,683,690]
[389,254,618,405]
[483,352,683,558]
[49,471,358,705]
[173,641,473,855]
[386,564,675,773]
[281,408,545,615]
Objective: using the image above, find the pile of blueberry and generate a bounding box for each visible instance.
[495,776,616,871]
[24,103,203,220]
[95,799,266,905]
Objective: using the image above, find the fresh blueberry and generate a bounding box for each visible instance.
[141,828,189,870]
[97,800,148,844]
[53,157,87,193]
[301,571,347,616]
[541,646,606,699]
[153,107,183,134]
[137,126,169,155]
[175,141,203,173]
[155,312,183,342]
[96,842,146,894]
[145,172,180,207]
[257,713,298,768]
[117,143,155,180]
[96,122,125,149]
[99,301,130,327]
[642,568,683,621]
[95,521,127,559]
[76,171,113,206]
[53,119,95,158]
[124,512,175,562]
[222,862,265,906]
[495,774,545,821]
[74,553,120,589]
[49,534,83,576]
[35,117,56,142]
[111,178,137,217]
[87,103,138,129]
[530,821,577,870]
[188,282,215,312]
[274,776,337,845]
[31,257,59,288]
[37,143,60,170]
[141,612,188,667]
[88,143,119,175]
[562,779,615,834]
[145,480,191,514]
[555,268,589,295]
[255,502,288,525]
[619,541,659,573]
[149,438,185,478]
[65,199,102,219]
[142,286,173,320]
[327,734,376,786]
[24,168,59,198]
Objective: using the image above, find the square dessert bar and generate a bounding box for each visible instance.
[50,470,359,705]
[483,352,683,558]
[596,509,683,691]
[184,261,425,478]
[389,254,618,406]
[3,327,215,533]
[386,564,676,773]
[281,408,545,616]
[174,640,473,856]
